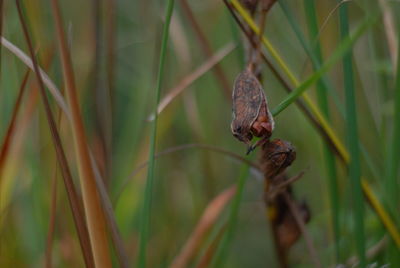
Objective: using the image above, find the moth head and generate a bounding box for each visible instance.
[231,124,253,143]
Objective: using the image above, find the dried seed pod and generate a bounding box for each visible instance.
[278,201,311,250]
[271,193,311,250]
[260,139,296,180]
[231,69,274,153]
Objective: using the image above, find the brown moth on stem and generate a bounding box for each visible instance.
[228,1,319,266]
[231,68,275,154]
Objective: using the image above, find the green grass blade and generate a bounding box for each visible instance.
[210,163,251,268]
[339,3,366,266]
[385,22,400,213]
[278,0,344,114]
[279,1,383,193]
[278,0,341,261]
[300,0,341,261]
[137,1,175,267]
[271,13,375,117]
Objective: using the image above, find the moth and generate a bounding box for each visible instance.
[231,69,275,154]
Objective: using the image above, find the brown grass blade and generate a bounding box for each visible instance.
[179,0,231,99]
[195,224,227,268]
[170,186,236,268]
[0,69,30,176]
[46,78,66,268]
[148,43,235,120]
[90,0,112,182]
[90,155,130,268]
[49,0,112,266]
[15,1,94,267]
[2,31,128,268]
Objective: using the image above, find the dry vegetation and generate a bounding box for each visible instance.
[0,0,399,267]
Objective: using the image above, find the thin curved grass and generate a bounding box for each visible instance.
[113,143,260,204]
[49,0,112,265]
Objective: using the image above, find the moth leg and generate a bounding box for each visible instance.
[246,136,269,155]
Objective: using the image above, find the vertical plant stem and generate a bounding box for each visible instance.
[49,0,112,266]
[16,1,95,266]
[137,0,175,267]
[339,3,366,266]
[385,21,400,215]
[302,0,341,261]
[46,92,65,268]
[105,0,116,179]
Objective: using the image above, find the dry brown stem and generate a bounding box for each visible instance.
[170,186,236,268]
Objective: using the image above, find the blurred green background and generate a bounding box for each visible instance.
[0,0,400,267]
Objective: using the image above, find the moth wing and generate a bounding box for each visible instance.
[260,87,275,131]
[232,70,263,129]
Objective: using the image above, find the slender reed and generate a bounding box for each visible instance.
[137,0,175,267]
[301,0,341,261]
[15,1,94,266]
[385,21,400,217]
[49,0,112,266]
[339,3,366,266]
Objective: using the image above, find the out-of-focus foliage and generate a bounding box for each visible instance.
[0,0,399,267]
